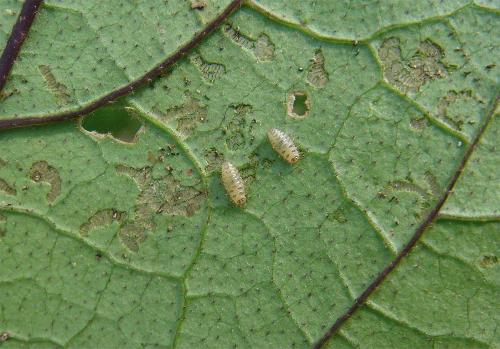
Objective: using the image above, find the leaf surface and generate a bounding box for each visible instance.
[0,1,498,348]
[0,1,23,49]
[0,0,234,120]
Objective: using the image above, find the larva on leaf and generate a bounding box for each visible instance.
[221,161,246,206]
[267,128,300,164]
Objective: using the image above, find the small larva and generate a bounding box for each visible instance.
[267,128,300,164]
[221,161,246,206]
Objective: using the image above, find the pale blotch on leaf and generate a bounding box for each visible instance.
[119,223,147,253]
[387,180,429,201]
[190,52,226,83]
[306,49,329,88]
[115,149,206,251]
[410,117,429,130]
[0,158,15,195]
[38,65,71,105]
[424,171,440,197]
[378,172,441,229]
[223,23,275,61]
[332,208,348,223]
[437,89,485,132]
[383,172,439,202]
[204,147,224,172]
[153,94,207,138]
[117,164,205,218]
[239,154,260,187]
[224,104,256,151]
[0,214,5,238]
[378,38,447,92]
[0,178,16,196]
[80,209,124,236]
[287,91,311,119]
[29,161,61,203]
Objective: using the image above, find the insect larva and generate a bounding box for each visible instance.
[221,161,246,206]
[267,128,300,164]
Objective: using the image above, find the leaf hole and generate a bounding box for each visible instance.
[81,105,143,143]
[287,92,310,119]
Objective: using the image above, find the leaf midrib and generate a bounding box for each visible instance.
[0,0,244,129]
[314,92,499,348]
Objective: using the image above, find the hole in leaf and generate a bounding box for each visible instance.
[81,104,142,143]
[287,92,310,119]
[293,94,308,115]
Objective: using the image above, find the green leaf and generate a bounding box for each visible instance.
[0,1,498,348]
[0,0,234,119]
[0,1,23,49]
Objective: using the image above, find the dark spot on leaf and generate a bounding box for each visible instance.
[479,254,498,268]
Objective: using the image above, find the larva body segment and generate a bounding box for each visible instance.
[221,162,246,206]
[267,128,300,164]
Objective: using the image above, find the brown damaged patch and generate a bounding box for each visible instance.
[117,165,205,219]
[38,65,71,104]
[223,23,275,61]
[388,180,430,201]
[153,94,207,138]
[224,104,256,151]
[190,52,225,83]
[204,147,225,172]
[0,214,5,238]
[29,161,61,203]
[379,172,442,217]
[0,88,20,102]
[118,223,147,253]
[410,117,429,130]
[437,89,486,132]
[307,49,329,88]
[0,179,16,195]
[378,38,447,93]
[115,152,206,252]
[80,209,124,236]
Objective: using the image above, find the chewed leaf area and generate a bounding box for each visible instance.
[81,103,143,143]
[372,9,499,141]
[0,1,499,349]
[0,112,209,346]
[0,0,235,119]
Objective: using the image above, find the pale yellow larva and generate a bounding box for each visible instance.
[267,128,300,164]
[221,161,246,206]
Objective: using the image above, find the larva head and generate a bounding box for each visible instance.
[289,153,300,164]
[235,196,247,206]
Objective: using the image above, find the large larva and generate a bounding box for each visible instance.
[221,161,246,206]
[267,128,300,164]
